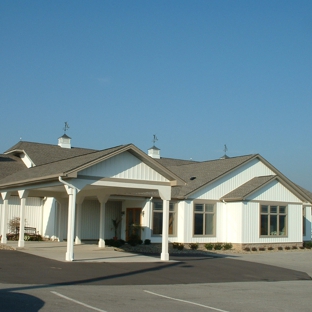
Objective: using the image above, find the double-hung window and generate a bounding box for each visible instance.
[260,204,287,236]
[193,203,216,236]
[152,201,177,235]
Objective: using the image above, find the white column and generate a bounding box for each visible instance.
[159,186,171,261]
[18,190,29,248]
[161,199,170,261]
[97,194,109,248]
[75,197,84,245]
[1,192,10,244]
[65,187,77,261]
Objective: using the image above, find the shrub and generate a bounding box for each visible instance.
[278,246,283,250]
[223,243,233,250]
[268,246,274,251]
[127,235,143,246]
[292,246,298,250]
[214,243,223,250]
[304,241,312,249]
[189,243,198,250]
[105,239,125,247]
[144,239,151,245]
[252,247,257,251]
[244,247,251,251]
[172,242,179,249]
[285,246,291,250]
[8,217,27,233]
[205,243,214,250]
[259,247,266,251]
[177,243,184,250]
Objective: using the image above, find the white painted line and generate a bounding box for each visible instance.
[51,291,107,312]
[144,290,230,312]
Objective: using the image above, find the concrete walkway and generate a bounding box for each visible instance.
[5,241,164,263]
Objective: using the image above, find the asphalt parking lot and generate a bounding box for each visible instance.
[0,247,311,311]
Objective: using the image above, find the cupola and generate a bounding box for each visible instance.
[58,133,71,149]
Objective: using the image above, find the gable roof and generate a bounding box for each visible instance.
[5,141,96,166]
[0,144,184,189]
[0,154,26,180]
[221,175,277,201]
[157,154,258,198]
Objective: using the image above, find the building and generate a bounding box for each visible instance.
[0,135,311,261]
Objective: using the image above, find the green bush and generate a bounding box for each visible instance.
[144,239,151,245]
[213,243,223,250]
[222,243,233,250]
[177,243,184,250]
[127,235,143,246]
[205,243,214,250]
[304,241,312,249]
[172,242,179,249]
[189,243,198,250]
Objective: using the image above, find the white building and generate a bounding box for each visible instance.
[0,135,311,260]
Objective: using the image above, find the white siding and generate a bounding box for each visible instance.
[193,158,274,200]
[303,206,311,241]
[242,202,303,244]
[42,197,56,238]
[248,180,301,202]
[79,152,169,182]
[225,202,243,243]
[80,200,122,240]
[0,196,43,234]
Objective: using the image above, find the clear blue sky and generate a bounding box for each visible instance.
[1,1,311,190]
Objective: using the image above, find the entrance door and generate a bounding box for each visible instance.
[126,208,142,241]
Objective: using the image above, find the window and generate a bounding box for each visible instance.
[193,203,216,236]
[152,201,177,235]
[260,204,287,236]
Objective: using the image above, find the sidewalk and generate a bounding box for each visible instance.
[5,241,164,263]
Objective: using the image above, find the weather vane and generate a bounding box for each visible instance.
[224,144,228,154]
[63,122,70,133]
[153,134,158,145]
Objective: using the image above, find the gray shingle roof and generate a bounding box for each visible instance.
[5,141,97,166]
[221,175,276,201]
[157,154,257,198]
[0,154,26,180]
[0,145,128,186]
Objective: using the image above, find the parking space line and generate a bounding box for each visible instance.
[144,290,230,312]
[51,291,107,312]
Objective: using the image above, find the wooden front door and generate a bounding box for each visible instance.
[126,208,142,241]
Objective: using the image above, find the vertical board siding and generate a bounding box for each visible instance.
[194,159,275,200]
[242,202,302,243]
[225,203,243,243]
[0,196,42,234]
[80,200,122,239]
[303,206,311,241]
[79,152,168,182]
[248,180,301,202]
